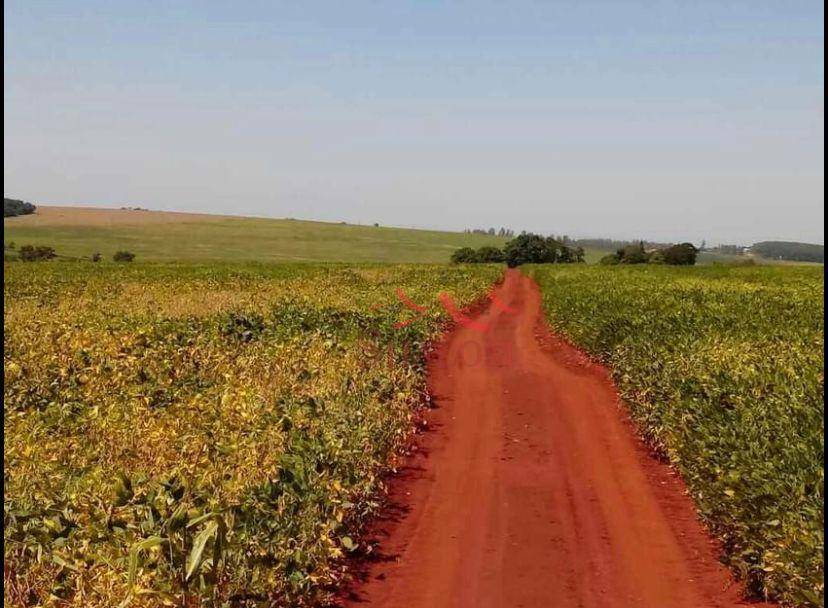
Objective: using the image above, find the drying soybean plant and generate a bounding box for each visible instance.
[528,264,824,608]
[3,261,500,607]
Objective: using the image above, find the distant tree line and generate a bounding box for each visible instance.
[464,227,516,237]
[708,244,747,256]
[752,241,824,263]
[4,198,37,217]
[600,241,698,266]
[572,237,671,251]
[458,228,823,265]
[452,233,585,267]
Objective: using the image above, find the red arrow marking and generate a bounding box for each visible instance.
[489,291,517,314]
[396,288,428,313]
[438,292,490,333]
[394,288,428,328]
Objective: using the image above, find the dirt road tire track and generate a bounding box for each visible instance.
[341,269,773,608]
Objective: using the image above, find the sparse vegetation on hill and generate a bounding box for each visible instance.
[4,206,508,263]
[4,198,37,218]
[18,244,56,262]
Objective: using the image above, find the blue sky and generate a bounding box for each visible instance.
[4,1,824,244]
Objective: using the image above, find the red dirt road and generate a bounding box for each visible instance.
[342,270,772,608]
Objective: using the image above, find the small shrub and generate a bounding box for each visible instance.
[648,250,667,265]
[662,242,699,265]
[219,312,266,342]
[618,243,649,264]
[18,245,56,262]
[91,252,102,262]
[451,247,479,264]
[451,246,506,264]
[113,251,135,263]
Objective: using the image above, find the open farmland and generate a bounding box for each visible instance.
[3,261,500,607]
[527,265,825,607]
[4,258,824,607]
[3,206,509,264]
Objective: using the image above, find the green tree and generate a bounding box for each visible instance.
[450,247,479,264]
[503,233,577,267]
[505,234,551,267]
[4,198,37,217]
[475,246,505,263]
[662,243,698,265]
[618,242,649,264]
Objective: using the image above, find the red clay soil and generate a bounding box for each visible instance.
[340,269,774,608]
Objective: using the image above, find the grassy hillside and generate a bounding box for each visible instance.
[752,241,825,264]
[3,206,508,263]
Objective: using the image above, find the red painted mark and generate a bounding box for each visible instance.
[396,288,428,313]
[390,286,515,332]
[438,292,490,333]
[489,291,516,314]
[394,288,428,328]
[394,317,421,329]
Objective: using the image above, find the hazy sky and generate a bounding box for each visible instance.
[4,1,824,244]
